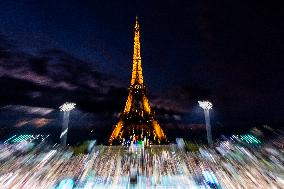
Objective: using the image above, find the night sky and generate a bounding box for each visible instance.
[0,0,283,143]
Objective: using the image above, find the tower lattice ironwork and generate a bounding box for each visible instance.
[109,17,167,145]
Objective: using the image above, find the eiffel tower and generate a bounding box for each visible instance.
[109,17,167,145]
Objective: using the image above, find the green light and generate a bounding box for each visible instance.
[240,134,261,144]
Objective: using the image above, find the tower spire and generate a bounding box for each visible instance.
[135,16,139,29]
[131,16,143,85]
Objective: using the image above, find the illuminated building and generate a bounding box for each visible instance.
[109,17,167,145]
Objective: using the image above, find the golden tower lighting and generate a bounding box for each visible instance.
[109,17,167,145]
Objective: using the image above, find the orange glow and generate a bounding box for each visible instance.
[142,95,151,114]
[108,17,167,144]
[124,94,132,114]
[152,120,166,141]
[109,120,124,144]
[131,17,143,85]
[32,118,51,128]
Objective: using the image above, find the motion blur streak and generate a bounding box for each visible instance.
[0,132,284,188]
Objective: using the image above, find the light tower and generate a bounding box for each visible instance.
[198,100,213,147]
[59,102,76,147]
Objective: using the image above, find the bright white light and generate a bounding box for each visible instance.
[60,128,68,138]
[59,102,76,112]
[198,101,213,110]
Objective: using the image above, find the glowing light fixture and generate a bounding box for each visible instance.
[59,102,76,147]
[198,101,213,110]
[240,134,261,144]
[59,102,76,112]
[198,100,213,147]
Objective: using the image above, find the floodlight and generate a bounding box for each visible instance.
[198,101,213,110]
[59,102,75,147]
[198,100,213,147]
[59,102,76,112]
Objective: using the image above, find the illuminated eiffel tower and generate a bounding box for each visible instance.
[109,17,167,145]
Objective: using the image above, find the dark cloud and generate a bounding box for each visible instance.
[0,37,190,143]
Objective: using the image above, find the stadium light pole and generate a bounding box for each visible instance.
[198,100,213,147]
[59,102,76,147]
